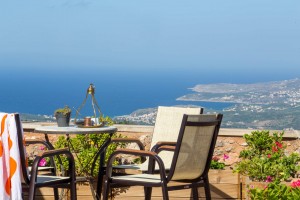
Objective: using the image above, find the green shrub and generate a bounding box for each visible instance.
[248,180,300,200]
[234,130,300,182]
[210,155,226,170]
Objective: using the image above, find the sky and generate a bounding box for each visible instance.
[0,0,299,83]
[0,1,300,116]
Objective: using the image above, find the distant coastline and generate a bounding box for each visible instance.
[115,78,300,130]
[176,98,240,104]
[3,78,299,130]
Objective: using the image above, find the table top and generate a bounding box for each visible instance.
[34,125,118,135]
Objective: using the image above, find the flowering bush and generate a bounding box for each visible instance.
[38,158,48,167]
[27,144,51,167]
[234,130,300,199]
[210,154,228,170]
[291,179,300,188]
[248,180,300,199]
[234,130,300,182]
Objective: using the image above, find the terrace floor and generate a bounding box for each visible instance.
[111,185,240,200]
[31,169,242,200]
[24,123,271,200]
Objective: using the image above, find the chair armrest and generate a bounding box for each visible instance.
[156,141,177,146]
[151,141,176,152]
[111,138,145,151]
[25,139,57,173]
[114,149,156,156]
[90,137,146,177]
[110,138,146,163]
[156,145,176,154]
[25,139,54,150]
[37,148,72,157]
[106,149,167,178]
[30,148,75,178]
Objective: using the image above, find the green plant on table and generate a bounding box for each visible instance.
[54,105,72,117]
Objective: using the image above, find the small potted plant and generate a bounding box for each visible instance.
[54,105,72,127]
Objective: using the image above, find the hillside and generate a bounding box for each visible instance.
[114,79,300,130]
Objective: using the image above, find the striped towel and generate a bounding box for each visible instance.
[0,113,24,200]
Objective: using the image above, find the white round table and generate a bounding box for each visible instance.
[34,125,117,135]
[34,125,118,200]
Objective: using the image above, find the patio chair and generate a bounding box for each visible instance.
[103,113,223,200]
[114,106,203,171]
[0,113,77,200]
[94,106,203,198]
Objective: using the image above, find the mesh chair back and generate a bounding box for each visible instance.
[170,114,222,181]
[139,106,202,171]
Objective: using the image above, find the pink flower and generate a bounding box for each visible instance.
[272,146,278,152]
[267,154,271,158]
[38,158,47,167]
[265,176,272,183]
[291,180,300,188]
[212,156,219,161]
[275,141,283,149]
[39,146,45,150]
[223,154,229,160]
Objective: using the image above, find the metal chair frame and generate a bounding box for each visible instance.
[94,106,203,199]
[103,114,223,200]
[13,114,77,200]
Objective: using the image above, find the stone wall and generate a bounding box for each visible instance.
[114,125,300,169]
[23,123,300,169]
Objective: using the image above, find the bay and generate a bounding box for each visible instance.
[0,68,235,118]
[0,67,295,118]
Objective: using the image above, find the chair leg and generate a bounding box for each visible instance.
[161,184,169,200]
[89,178,98,200]
[97,172,104,199]
[192,187,199,200]
[204,180,211,200]
[102,180,110,200]
[70,182,77,200]
[97,155,106,199]
[144,187,152,200]
[28,186,36,200]
[54,188,59,200]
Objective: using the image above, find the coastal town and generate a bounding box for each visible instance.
[114,79,300,130]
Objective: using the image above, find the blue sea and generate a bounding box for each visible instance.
[0,68,295,118]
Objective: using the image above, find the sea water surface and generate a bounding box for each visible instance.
[0,68,294,118]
